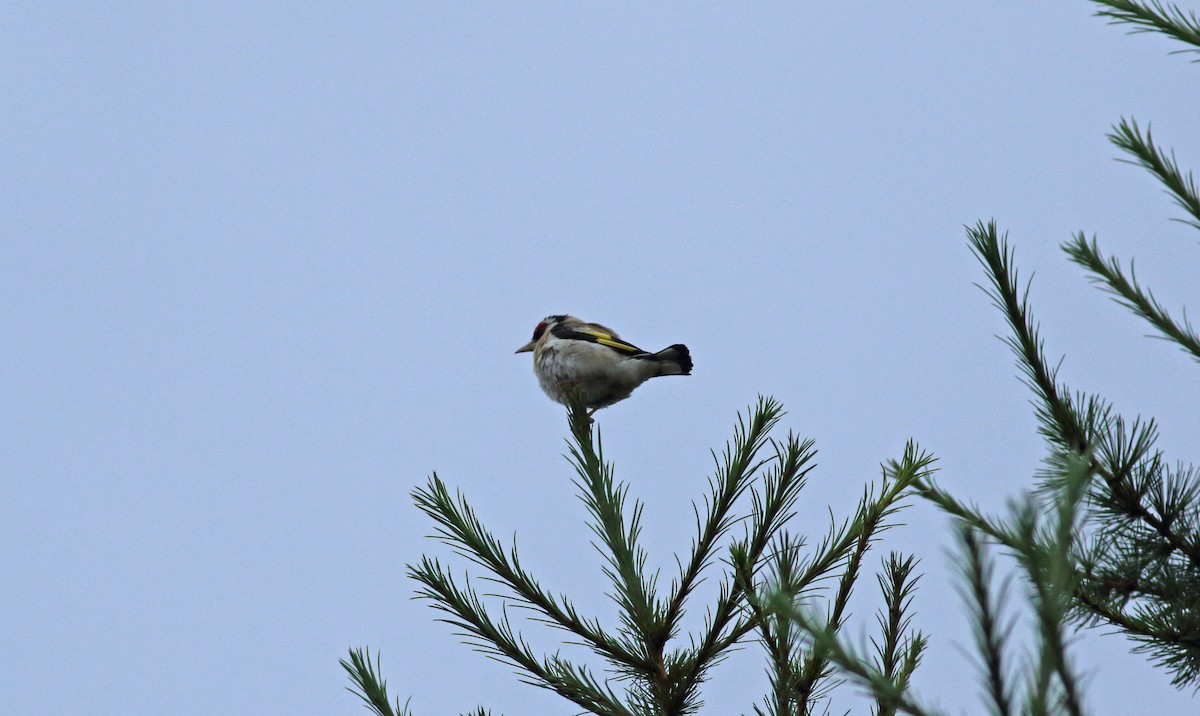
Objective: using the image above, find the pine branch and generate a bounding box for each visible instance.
[1063,234,1200,361]
[871,554,924,716]
[1089,416,1200,567]
[760,592,939,716]
[922,455,1092,715]
[1107,117,1200,230]
[956,222,1200,687]
[731,445,934,716]
[969,222,1200,569]
[565,402,665,658]
[912,478,1018,547]
[791,444,934,593]
[751,538,810,716]
[342,647,413,716]
[785,513,876,713]
[666,430,818,714]
[411,474,653,674]
[409,557,637,716]
[748,523,876,716]
[1124,596,1200,684]
[968,221,1088,454]
[1090,0,1200,53]
[955,528,1014,716]
[340,648,503,716]
[921,470,1200,684]
[663,397,785,649]
[1016,454,1090,716]
[389,397,857,716]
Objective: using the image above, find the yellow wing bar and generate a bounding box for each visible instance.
[573,328,646,356]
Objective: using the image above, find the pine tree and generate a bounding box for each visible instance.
[344,398,933,716]
[916,0,1200,693]
[343,2,1200,712]
[758,3,1200,707]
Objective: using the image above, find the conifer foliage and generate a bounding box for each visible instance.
[342,2,1200,712]
[917,0,1200,690]
[344,398,933,715]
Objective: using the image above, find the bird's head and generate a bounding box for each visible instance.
[516,314,574,353]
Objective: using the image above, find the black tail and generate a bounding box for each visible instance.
[652,344,692,376]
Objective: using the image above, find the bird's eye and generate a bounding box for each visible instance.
[532,322,547,340]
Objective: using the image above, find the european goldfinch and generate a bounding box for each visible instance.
[516,315,692,412]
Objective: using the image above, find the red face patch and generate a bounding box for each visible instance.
[532,321,548,340]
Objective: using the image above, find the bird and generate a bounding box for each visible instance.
[515,315,692,414]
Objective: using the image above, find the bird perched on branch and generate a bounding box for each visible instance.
[516,315,692,414]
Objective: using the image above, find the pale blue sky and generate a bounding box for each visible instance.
[3,3,1197,714]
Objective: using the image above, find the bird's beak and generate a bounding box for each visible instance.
[515,340,536,354]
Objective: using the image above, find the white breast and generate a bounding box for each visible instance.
[533,336,659,408]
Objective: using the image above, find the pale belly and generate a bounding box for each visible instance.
[535,342,652,409]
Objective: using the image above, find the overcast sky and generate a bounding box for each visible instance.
[3,3,1198,714]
